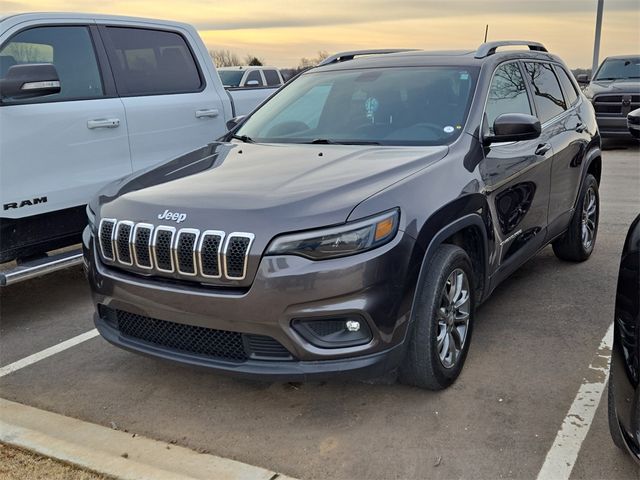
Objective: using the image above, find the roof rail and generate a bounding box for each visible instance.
[475,40,547,59]
[318,49,419,66]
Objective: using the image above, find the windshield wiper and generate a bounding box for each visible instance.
[308,138,381,145]
[231,134,255,143]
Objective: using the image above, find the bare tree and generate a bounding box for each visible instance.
[209,49,241,67]
[298,50,329,69]
[244,54,264,66]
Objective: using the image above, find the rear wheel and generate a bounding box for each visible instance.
[552,174,599,262]
[399,244,474,390]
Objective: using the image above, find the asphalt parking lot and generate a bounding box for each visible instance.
[1,140,639,480]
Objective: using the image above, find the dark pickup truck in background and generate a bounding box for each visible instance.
[579,55,640,138]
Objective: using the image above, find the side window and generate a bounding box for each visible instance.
[0,26,103,101]
[105,27,202,96]
[523,62,567,123]
[485,62,532,134]
[245,70,263,86]
[263,69,281,86]
[555,66,579,106]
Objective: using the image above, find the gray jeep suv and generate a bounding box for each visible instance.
[84,41,601,390]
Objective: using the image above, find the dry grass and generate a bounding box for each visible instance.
[0,443,111,480]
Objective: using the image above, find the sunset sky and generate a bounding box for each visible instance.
[2,0,639,68]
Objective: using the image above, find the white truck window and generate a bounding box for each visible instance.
[245,70,263,87]
[105,27,202,96]
[0,26,103,101]
[263,69,281,86]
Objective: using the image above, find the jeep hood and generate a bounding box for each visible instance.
[97,142,448,237]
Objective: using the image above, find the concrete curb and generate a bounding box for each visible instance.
[0,398,295,480]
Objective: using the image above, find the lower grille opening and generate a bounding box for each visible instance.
[110,309,293,362]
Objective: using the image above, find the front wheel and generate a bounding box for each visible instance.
[552,173,599,262]
[399,244,475,390]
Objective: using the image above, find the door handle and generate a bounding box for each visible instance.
[195,109,219,119]
[87,118,120,129]
[535,143,552,156]
[575,122,587,133]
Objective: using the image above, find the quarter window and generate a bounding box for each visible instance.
[555,66,579,106]
[523,62,567,123]
[0,26,103,101]
[245,70,263,86]
[485,63,532,134]
[105,27,202,96]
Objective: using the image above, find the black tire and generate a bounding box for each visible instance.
[399,244,475,390]
[552,174,599,262]
[607,374,627,450]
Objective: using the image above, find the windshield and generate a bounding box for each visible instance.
[219,70,244,87]
[595,57,640,80]
[236,66,479,146]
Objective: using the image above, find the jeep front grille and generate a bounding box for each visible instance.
[98,219,254,282]
[225,234,254,279]
[198,231,224,278]
[99,219,116,261]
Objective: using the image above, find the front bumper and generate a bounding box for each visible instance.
[84,226,420,381]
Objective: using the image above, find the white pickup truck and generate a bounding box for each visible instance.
[0,13,277,284]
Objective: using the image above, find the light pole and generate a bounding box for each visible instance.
[592,0,604,76]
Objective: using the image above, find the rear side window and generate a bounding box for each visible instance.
[245,70,263,86]
[105,27,202,96]
[263,69,281,86]
[0,26,103,101]
[523,62,567,123]
[555,66,579,106]
[485,62,532,134]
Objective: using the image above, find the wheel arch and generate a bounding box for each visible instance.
[582,145,602,187]
[409,195,492,323]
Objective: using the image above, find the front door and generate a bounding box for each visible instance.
[0,23,131,258]
[480,61,552,274]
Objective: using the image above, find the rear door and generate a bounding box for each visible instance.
[480,61,552,272]
[549,64,590,233]
[99,25,228,172]
[0,23,131,257]
[521,61,582,236]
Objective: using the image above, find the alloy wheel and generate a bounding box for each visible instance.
[581,186,597,250]
[436,268,471,369]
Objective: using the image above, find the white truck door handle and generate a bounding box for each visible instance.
[195,109,219,119]
[87,118,120,129]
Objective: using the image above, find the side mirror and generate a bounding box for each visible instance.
[0,63,61,100]
[226,115,246,131]
[245,80,260,87]
[576,73,590,84]
[484,113,541,145]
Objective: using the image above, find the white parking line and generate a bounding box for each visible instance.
[536,322,614,480]
[0,329,99,378]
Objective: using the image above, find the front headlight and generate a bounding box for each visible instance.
[266,209,399,260]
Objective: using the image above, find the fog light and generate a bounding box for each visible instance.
[292,315,372,348]
[345,320,361,332]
